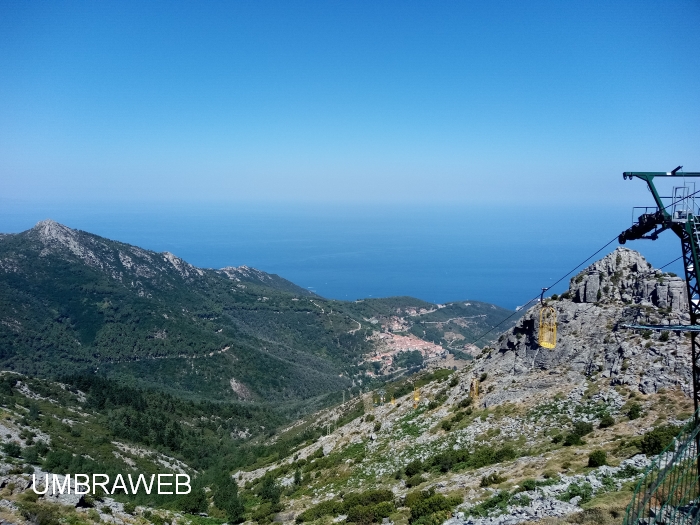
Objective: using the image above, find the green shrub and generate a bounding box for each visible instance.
[458,397,473,409]
[295,500,343,522]
[252,502,274,525]
[372,501,395,520]
[599,414,615,429]
[346,505,375,525]
[639,425,681,456]
[563,433,583,446]
[558,482,592,504]
[480,472,507,487]
[343,489,394,509]
[17,501,60,525]
[588,450,607,467]
[22,446,40,465]
[572,421,593,437]
[480,373,488,382]
[405,459,424,477]
[614,464,640,479]
[178,487,208,514]
[406,474,425,488]
[2,442,21,457]
[408,491,461,524]
[627,403,642,420]
[123,502,136,515]
[520,479,537,491]
[466,491,511,518]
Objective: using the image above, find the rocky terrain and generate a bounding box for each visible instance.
[0,247,695,525]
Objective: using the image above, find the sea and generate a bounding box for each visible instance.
[0,200,684,310]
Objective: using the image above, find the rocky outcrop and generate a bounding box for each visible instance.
[476,248,692,399]
[568,247,686,310]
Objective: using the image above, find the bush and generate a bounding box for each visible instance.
[458,397,473,409]
[178,487,208,514]
[466,491,512,518]
[563,433,583,446]
[343,489,394,509]
[588,450,607,467]
[479,373,488,382]
[558,482,593,504]
[572,421,594,437]
[123,502,136,515]
[599,414,615,429]
[372,501,394,520]
[480,472,507,487]
[346,505,375,525]
[627,403,642,420]
[405,459,424,477]
[639,425,681,456]
[2,442,22,457]
[17,502,60,525]
[252,502,274,525]
[408,491,461,524]
[296,500,343,522]
[406,474,425,488]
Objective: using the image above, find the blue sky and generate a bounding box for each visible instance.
[1,0,698,205]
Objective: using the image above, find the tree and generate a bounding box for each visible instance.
[213,470,245,523]
[588,450,607,467]
[178,487,208,514]
[259,474,281,505]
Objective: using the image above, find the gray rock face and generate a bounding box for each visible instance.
[478,248,692,397]
[568,247,686,309]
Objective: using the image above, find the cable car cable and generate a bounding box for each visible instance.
[467,234,620,345]
[468,250,684,347]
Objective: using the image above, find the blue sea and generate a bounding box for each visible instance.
[0,200,684,310]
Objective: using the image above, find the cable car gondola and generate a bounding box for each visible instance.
[538,288,557,349]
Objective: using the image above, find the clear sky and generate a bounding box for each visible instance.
[1,0,698,205]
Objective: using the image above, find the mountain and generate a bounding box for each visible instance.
[215,247,695,525]
[0,246,693,525]
[476,247,690,400]
[0,220,515,403]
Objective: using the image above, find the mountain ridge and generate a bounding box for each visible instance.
[0,220,516,404]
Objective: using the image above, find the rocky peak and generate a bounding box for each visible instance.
[32,219,77,244]
[29,219,104,268]
[568,247,686,311]
[476,247,692,398]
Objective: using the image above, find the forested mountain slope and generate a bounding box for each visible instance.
[0,221,515,403]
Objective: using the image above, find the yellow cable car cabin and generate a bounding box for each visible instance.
[469,378,480,399]
[538,304,557,349]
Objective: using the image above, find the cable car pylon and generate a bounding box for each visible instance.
[618,166,700,484]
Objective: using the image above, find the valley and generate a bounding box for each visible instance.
[0,224,694,525]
